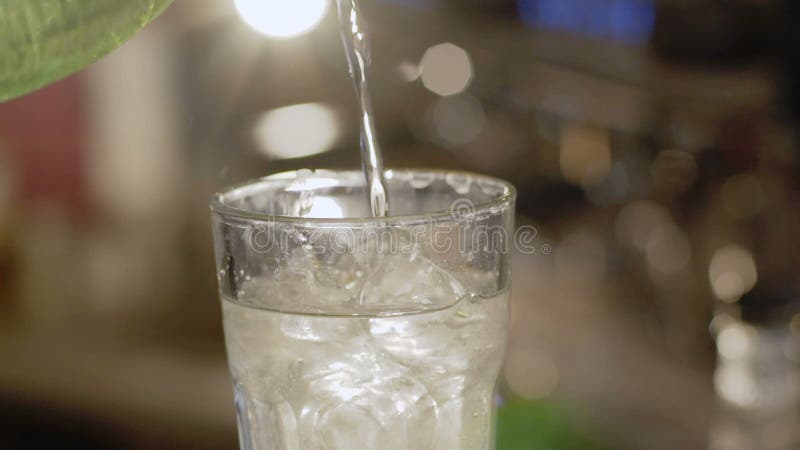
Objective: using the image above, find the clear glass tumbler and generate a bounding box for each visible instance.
[211,169,516,450]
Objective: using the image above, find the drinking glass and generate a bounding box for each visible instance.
[211,169,515,450]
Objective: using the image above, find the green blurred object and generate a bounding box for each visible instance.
[497,399,613,450]
[0,0,173,102]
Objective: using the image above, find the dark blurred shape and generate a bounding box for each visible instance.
[650,148,698,199]
[653,0,770,64]
[1,396,125,450]
[517,182,585,221]
[776,0,800,123]
[738,285,799,326]
[459,0,518,16]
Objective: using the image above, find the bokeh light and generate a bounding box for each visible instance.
[234,0,329,39]
[715,364,757,407]
[252,103,340,160]
[709,245,758,303]
[717,324,754,360]
[396,61,421,82]
[709,313,737,336]
[419,43,474,96]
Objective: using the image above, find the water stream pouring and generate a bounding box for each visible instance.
[336,0,390,217]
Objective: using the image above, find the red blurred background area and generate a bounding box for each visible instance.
[0,77,87,216]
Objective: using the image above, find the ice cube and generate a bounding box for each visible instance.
[368,293,508,414]
[369,310,473,375]
[358,252,466,311]
[301,370,439,449]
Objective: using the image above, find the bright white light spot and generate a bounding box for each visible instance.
[709,245,757,303]
[717,325,753,360]
[253,103,340,160]
[428,94,485,147]
[420,43,473,96]
[234,0,329,39]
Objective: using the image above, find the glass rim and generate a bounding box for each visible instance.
[210,169,516,225]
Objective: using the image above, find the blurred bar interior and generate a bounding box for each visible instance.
[1,0,800,449]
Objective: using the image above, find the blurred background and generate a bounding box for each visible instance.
[1,0,799,449]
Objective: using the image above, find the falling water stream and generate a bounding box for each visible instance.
[336,0,390,217]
